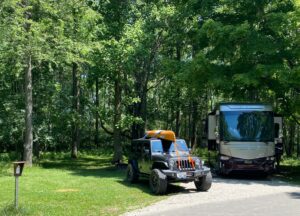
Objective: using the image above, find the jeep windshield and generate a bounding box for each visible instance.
[151,139,189,156]
[169,139,189,155]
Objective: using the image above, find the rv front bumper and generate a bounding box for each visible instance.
[220,157,275,174]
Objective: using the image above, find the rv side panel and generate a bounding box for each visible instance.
[208,115,216,140]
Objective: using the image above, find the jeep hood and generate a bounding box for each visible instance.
[152,153,200,161]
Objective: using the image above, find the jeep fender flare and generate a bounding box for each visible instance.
[152,161,168,170]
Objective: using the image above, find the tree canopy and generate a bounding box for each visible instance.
[0,0,299,163]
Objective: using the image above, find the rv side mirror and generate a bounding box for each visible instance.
[215,131,219,138]
[214,127,220,143]
[279,129,283,139]
[279,134,283,139]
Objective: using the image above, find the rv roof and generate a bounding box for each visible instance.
[219,103,273,112]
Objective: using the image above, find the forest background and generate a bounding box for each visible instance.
[0,0,299,165]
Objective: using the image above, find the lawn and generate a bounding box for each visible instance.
[275,156,300,185]
[0,153,164,216]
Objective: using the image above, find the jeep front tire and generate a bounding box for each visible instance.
[149,169,167,195]
[194,171,212,191]
[126,163,139,183]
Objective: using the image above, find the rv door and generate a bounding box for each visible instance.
[208,114,217,150]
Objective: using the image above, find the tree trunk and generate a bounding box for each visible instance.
[175,45,181,137]
[175,89,181,137]
[71,63,80,159]
[95,77,99,148]
[23,54,33,166]
[285,121,295,157]
[113,74,122,162]
[184,110,188,140]
[191,101,198,150]
[188,102,192,147]
[131,88,147,139]
[297,125,300,158]
[131,68,149,139]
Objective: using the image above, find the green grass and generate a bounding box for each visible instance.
[0,153,164,216]
[275,156,300,185]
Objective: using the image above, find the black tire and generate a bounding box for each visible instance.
[194,171,212,191]
[126,163,139,183]
[149,169,167,195]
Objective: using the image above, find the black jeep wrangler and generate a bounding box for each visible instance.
[126,138,212,194]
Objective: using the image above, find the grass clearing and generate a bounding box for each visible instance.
[0,153,165,216]
[274,157,300,185]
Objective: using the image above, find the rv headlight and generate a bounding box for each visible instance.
[220,156,230,160]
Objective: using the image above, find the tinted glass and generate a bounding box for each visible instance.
[151,140,163,153]
[169,139,189,153]
[220,111,274,142]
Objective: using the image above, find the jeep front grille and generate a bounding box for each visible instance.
[176,159,195,171]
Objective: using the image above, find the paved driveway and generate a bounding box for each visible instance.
[124,176,300,216]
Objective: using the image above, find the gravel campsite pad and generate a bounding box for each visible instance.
[124,177,300,216]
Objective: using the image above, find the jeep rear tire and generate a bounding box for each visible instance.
[149,169,167,195]
[126,163,139,183]
[194,171,212,191]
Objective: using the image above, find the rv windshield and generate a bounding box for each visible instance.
[220,111,274,142]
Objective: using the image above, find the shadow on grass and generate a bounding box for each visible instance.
[40,157,111,170]
[274,165,300,185]
[0,204,30,216]
[40,156,127,179]
[117,178,195,195]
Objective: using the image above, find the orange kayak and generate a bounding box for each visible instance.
[144,130,176,142]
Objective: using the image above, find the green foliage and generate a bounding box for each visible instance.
[0,0,299,159]
[276,156,300,184]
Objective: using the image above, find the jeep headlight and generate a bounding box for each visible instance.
[195,158,201,169]
[169,160,175,170]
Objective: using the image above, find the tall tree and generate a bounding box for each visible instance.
[0,0,53,165]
